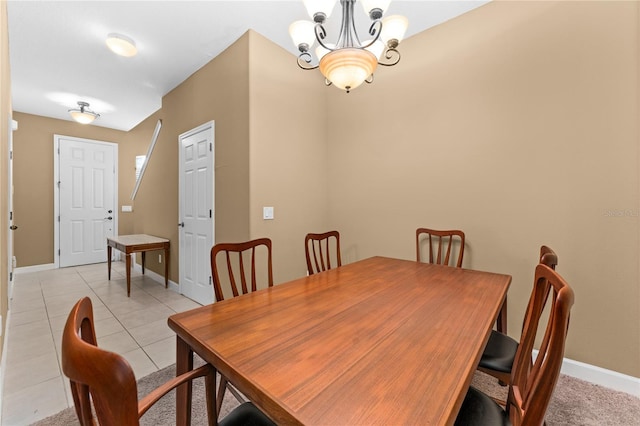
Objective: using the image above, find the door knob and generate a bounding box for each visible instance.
[104,216,113,221]
[108,209,113,213]
[9,225,18,230]
[178,222,185,228]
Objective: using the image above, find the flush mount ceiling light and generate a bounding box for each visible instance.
[106,33,137,57]
[290,0,408,93]
[68,101,100,124]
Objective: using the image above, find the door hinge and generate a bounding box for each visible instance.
[57,181,61,188]
[9,271,13,282]
[9,151,12,160]
[209,209,212,218]
[9,211,12,220]
[58,215,60,222]
[209,143,212,152]
[58,249,61,255]
[209,276,212,286]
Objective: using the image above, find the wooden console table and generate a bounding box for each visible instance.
[107,234,169,296]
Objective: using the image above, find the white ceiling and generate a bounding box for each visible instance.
[7,1,488,131]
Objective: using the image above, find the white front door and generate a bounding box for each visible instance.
[56,136,117,267]
[179,122,214,305]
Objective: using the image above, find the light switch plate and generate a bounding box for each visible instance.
[263,206,274,220]
[122,205,133,212]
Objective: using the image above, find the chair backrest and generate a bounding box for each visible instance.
[62,297,140,425]
[507,264,574,426]
[305,231,342,275]
[416,228,465,267]
[540,245,558,270]
[211,238,274,302]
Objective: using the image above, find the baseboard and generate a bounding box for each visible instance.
[533,349,640,397]
[560,356,640,397]
[131,260,179,293]
[13,263,56,274]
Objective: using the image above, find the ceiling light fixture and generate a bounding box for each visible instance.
[290,0,408,93]
[106,33,137,57]
[68,101,100,124]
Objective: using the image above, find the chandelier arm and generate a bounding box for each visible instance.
[365,74,374,84]
[315,23,336,51]
[297,52,319,70]
[324,78,333,87]
[378,48,401,67]
[362,20,383,47]
[315,23,327,42]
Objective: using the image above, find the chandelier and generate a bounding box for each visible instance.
[289,0,408,93]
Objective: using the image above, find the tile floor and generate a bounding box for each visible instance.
[1,261,202,425]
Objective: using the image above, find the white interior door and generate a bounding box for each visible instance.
[57,136,117,267]
[179,122,214,305]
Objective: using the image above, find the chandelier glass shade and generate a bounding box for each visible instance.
[68,101,100,124]
[320,48,377,92]
[290,0,408,93]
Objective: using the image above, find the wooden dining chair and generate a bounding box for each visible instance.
[61,297,273,426]
[455,263,574,426]
[416,228,465,267]
[416,227,507,334]
[210,237,274,302]
[478,245,558,385]
[210,237,273,415]
[305,230,342,275]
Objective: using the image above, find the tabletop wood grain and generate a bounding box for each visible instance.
[168,256,511,425]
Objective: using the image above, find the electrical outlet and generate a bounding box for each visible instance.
[158,254,162,263]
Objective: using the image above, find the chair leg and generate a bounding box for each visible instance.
[216,376,228,419]
[226,383,247,405]
[216,375,247,419]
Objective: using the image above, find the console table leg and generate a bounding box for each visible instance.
[107,246,112,280]
[125,253,131,297]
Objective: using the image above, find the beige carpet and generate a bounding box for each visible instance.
[34,366,640,425]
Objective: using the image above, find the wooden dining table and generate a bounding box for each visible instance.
[168,256,511,425]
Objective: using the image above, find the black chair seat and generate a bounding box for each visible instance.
[478,330,518,374]
[219,402,276,426]
[454,386,511,426]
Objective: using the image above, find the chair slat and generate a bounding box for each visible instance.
[305,231,342,275]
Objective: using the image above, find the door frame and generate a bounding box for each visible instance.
[7,119,17,298]
[178,121,215,304]
[53,135,118,268]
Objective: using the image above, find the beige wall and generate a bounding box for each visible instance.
[124,32,252,283]
[327,1,639,377]
[0,0,11,356]
[11,113,126,266]
[248,31,329,283]
[7,1,639,378]
[126,30,328,286]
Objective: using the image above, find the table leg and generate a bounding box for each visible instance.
[141,251,146,275]
[176,336,194,426]
[125,253,131,297]
[107,246,112,280]
[496,296,508,334]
